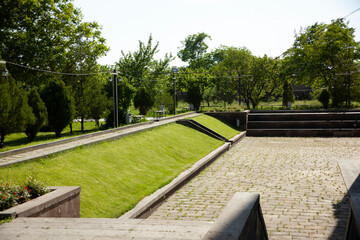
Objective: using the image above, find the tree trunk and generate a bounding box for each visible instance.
[69,123,73,134]
[81,117,84,132]
[0,131,5,148]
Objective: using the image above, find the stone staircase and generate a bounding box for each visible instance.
[247,110,360,137]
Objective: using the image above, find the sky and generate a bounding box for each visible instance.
[73,0,360,68]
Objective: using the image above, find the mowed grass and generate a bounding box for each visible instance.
[192,115,241,139]
[0,123,223,218]
[1,121,101,153]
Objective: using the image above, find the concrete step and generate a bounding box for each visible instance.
[0,218,212,240]
[247,128,360,137]
[248,112,360,121]
[248,120,359,129]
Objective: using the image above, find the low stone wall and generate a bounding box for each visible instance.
[0,186,81,219]
[203,192,268,240]
[205,111,249,130]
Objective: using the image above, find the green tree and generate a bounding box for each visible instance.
[318,88,330,109]
[0,70,35,147]
[1,0,108,86]
[285,19,360,107]
[282,80,295,108]
[117,35,173,92]
[25,88,48,142]
[41,79,74,137]
[133,88,154,115]
[178,32,211,68]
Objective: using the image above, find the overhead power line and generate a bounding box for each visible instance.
[343,7,360,19]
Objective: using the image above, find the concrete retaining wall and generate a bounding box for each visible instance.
[0,186,81,219]
[203,192,268,240]
[205,111,249,130]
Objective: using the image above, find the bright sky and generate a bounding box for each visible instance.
[73,0,360,67]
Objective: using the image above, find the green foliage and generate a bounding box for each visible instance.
[203,86,216,106]
[25,89,48,142]
[185,84,202,111]
[1,0,108,86]
[0,72,35,148]
[318,88,330,109]
[282,80,295,107]
[178,32,212,68]
[0,177,49,211]
[285,19,360,107]
[133,88,155,115]
[25,176,50,199]
[41,79,75,138]
[155,91,174,113]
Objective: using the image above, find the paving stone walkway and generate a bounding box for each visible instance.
[149,137,360,239]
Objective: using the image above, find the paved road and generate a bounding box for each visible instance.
[0,113,200,167]
[149,137,360,239]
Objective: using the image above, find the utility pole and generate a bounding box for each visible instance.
[112,69,119,128]
[347,71,351,109]
[172,66,178,115]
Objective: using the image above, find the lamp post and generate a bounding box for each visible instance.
[172,66,178,115]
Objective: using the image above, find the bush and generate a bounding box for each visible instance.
[318,88,330,109]
[0,177,49,211]
[25,89,48,141]
[282,80,294,107]
[41,79,75,137]
[133,88,154,115]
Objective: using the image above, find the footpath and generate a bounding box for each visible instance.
[0,112,199,168]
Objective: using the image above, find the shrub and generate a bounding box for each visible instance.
[25,89,48,141]
[0,177,49,211]
[282,80,294,108]
[318,88,330,109]
[133,88,154,115]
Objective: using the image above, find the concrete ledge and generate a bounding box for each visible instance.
[120,142,232,219]
[0,186,81,219]
[203,192,268,240]
[229,132,246,146]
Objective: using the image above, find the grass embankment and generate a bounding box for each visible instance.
[192,115,240,139]
[0,115,239,218]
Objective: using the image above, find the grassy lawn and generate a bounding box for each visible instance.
[1,121,101,153]
[192,115,240,139]
[0,122,224,218]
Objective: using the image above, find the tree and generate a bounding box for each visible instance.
[133,88,154,115]
[1,0,108,86]
[0,70,35,147]
[178,32,211,68]
[282,80,295,108]
[83,78,109,127]
[25,88,48,142]
[318,88,330,109]
[117,34,173,92]
[285,19,360,107]
[41,79,74,137]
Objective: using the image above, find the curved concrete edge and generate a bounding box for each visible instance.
[119,142,232,220]
[0,186,81,219]
[203,192,268,240]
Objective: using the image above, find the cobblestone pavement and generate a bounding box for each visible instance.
[149,137,360,240]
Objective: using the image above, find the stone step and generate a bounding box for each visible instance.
[248,112,360,121]
[248,120,359,129]
[247,128,360,137]
[0,218,212,240]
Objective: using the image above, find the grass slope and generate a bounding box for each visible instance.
[192,115,240,139]
[0,123,223,218]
